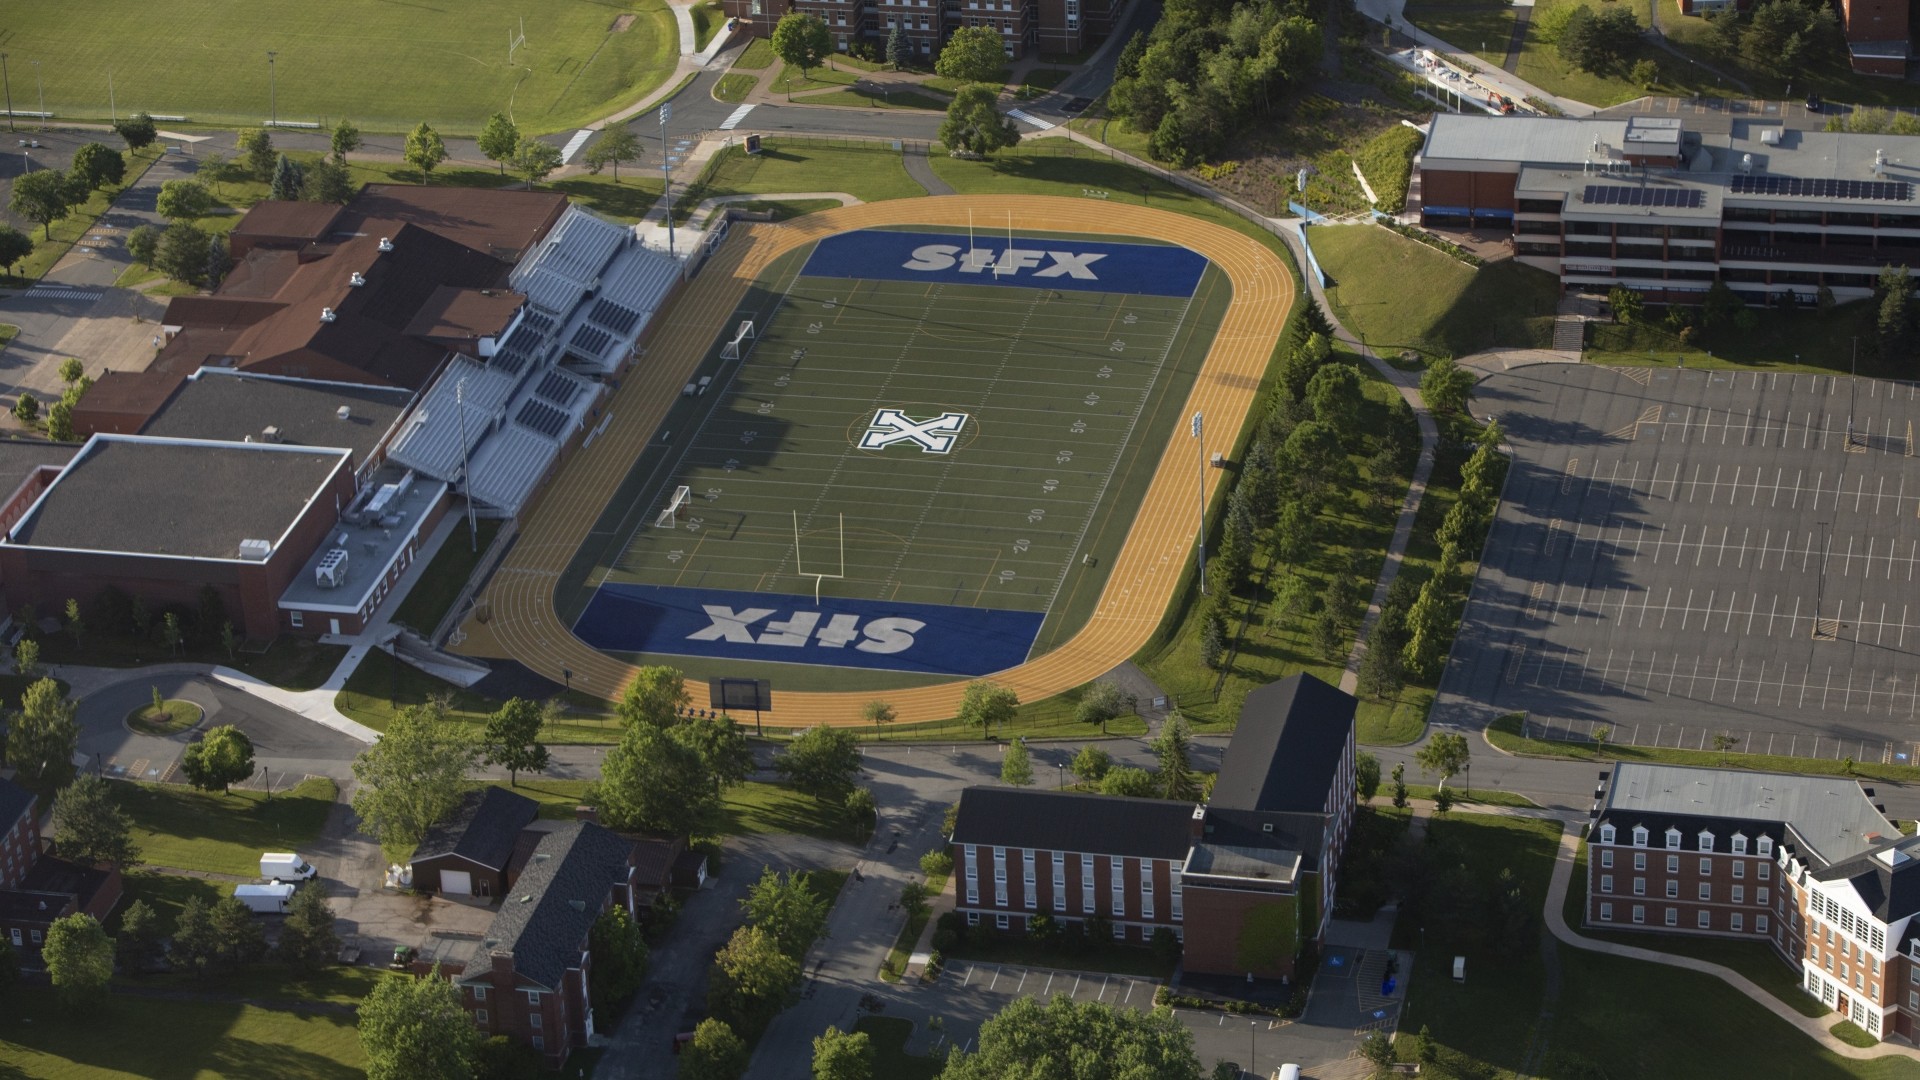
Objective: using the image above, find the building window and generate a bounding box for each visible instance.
[1758,861,1770,881]
[1758,915,1770,935]
[1024,890,1037,910]
[475,1009,488,1025]
[1732,861,1745,879]
[1666,855,1679,874]
[525,991,540,1006]
[1699,884,1712,901]
[1699,858,1712,875]
[996,913,1009,929]
[967,885,979,904]
[1053,889,1065,913]
[1732,885,1744,904]
[1633,878,1646,896]
[1634,852,1647,871]
[290,611,304,629]
[529,1013,543,1031]
[29,930,40,944]
[967,912,980,926]
[1698,910,1712,929]
[1698,831,1714,851]
[1732,835,1748,854]
[1730,913,1744,932]
[1600,825,1616,844]
[995,882,1006,905]
[1665,881,1678,899]
[1633,905,1645,924]
[474,987,486,1001]
[1600,850,1613,868]
[1113,922,1126,940]
[1632,827,1647,847]
[1600,875,1614,894]
[531,1037,545,1052]
[1665,907,1678,926]
[1759,837,1773,857]
[1600,902,1614,921]
[1666,829,1682,849]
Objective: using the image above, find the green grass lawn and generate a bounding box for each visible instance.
[701,197,844,225]
[1486,713,1920,785]
[691,0,725,50]
[1309,223,1559,361]
[14,0,677,134]
[716,72,760,103]
[674,140,924,221]
[387,518,504,634]
[771,62,859,94]
[126,962,390,1007]
[0,325,17,352]
[854,681,1147,743]
[734,38,777,70]
[798,87,948,110]
[126,699,203,736]
[121,778,338,877]
[111,870,225,932]
[853,1016,943,1080]
[32,631,345,691]
[880,871,949,982]
[0,990,364,1079]
[337,648,621,743]
[926,68,1011,94]
[1401,784,1538,808]
[1586,300,1891,376]
[483,776,866,842]
[1356,686,1433,746]
[1403,0,1519,67]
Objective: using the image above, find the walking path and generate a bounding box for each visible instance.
[903,145,954,195]
[1355,0,1593,115]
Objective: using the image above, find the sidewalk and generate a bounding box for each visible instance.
[1353,0,1594,117]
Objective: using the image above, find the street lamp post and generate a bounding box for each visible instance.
[1249,1019,1258,1078]
[660,103,676,256]
[1056,762,1065,790]
[267,51,278,126]
[1,54,14,134]
[31,60,43,133]
[1192,412,1207,594]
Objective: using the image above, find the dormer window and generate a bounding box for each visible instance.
[1666,828,1682,850]
[1732,834,1748,855]
[1758,837,1773,857]
[1599,825,1616,845]
[1632,826,1649,847]
[1698,830,1715,852]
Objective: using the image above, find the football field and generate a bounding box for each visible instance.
[571,227,1226,678]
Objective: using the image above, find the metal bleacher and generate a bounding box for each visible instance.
[534,369,585,408]
[514,398,569,438]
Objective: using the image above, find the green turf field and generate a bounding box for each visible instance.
[558,229,1231,689]
[7,0,678,134]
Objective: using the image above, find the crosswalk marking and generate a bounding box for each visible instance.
[27,284,102,301]
[719,104,756,131]
[558,129,595,164]
[1008,109,1054,130]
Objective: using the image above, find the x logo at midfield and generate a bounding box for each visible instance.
[859,409,970,454]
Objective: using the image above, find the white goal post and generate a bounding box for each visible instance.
[720,319,756,361]
[654,485,692,528]
[793,511,845,602]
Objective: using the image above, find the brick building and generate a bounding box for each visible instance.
[1587,761,1920,1043]
[0,776,122,965]
[948,673,1357,979]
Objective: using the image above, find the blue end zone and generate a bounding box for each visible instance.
[574,583,1045,677]
[802,230,1207,298]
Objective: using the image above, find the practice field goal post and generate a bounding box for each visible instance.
[720,320,756,360]
[793,511,846,602]
[654,485,692,528]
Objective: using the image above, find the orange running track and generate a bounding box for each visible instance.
[450,195,1296,725]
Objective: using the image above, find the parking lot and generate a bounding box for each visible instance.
[1443,364,1920,750]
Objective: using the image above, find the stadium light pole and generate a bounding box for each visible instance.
[456,377,477,552]
[267,51,278,127]
[31,60,43,133]
[659,103,675,256]
[2,54,14,134]
[1192,411,1206,595]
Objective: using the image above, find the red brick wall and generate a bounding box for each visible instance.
[1585,841,1778,937]
[1180,883,1302,979]
[1421,169,1518,211]
[951,843,1180,942]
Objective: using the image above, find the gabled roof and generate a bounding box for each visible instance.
[474,821,634,990]
[410,787,539,871]
[1813,836,1920,923]
[1600,762,1893,868]
[1210,674,1355,814]
[949,787,1195,861]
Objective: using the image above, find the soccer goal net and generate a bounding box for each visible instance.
[720,320,756,360]
[654,485,692,528]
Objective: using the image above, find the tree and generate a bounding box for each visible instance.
[155,222,211,283]
[220,621,239,662]
[597,722,719,834]
[1199,601,1228,670]
[936,26,1008,83]
[588,904,650,1009]
[70,143,126,191]
[304,156,354,204]
[511,137,563,189]
[169,897,218,975]
[1359,1030,1395,1073]
[813,1027,873,1080]
[481,697,550,786]
[269,153,304,200]
[359,968,480,1080]
[12,393,37,426]
[583,128,641,182]
[1278,420,1345,499]
[743,868,831,957]
[116,899,164,973]
[10,677,79,785]
[238,128,277,182]
[1879,265,1913,363]
[403,122,448,181]
[1100,766,1158,797]
[1610,286,1645,326]
[277,882,340,973]
[1356,751,1381,804]
[1415,732,1470,792]
[205,234,231,286]
[1001,736,1034,786]
[42,914,112,1006]
[126,223,159,266]
[1433,786,1454,814]
[477,112,521,174]
[1152,713,1200,800]
[845,785,877,826]
[681,1017,749,1080]
[10,169,79,239]
[771,13,833,81]
[886,25,909,70]
[350,699,476,852]
[12,638,37,681]
[939,84,1019,158]
[1391,761,1409,808]
[0,223,30,276]
[331,119,363,162]
[956,680,1018,738]
[195,150,229,195]
[861,699,895,737]
[920,848,954,877]
[209,895,269,967]
[1630,58,1659,89]
[1305,363,1363,437]
[618,665,691,728]
[1419,356,1475,414]
[678,717,755,795]
[938,996,1204,1080]
[708,925,800,1038]
[51,773,139,867]
[1071,745,1112,783]
[114,112,158,151]
[160,611,184,655]
[774,724,863,802]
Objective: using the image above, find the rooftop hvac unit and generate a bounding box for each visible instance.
[237,538,272,561]
[319,307,336,323]
[378,237,394,252]
[1760,128,1781,145]
[315,548,350,588]
[1740,153,1754,174]
[337,405,352,421]
[260,425,281,443]
[349,271,366,287]
[365,481,402,517]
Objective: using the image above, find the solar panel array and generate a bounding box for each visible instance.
[1583,185,1705,208]
[515,398,568,438]
[534,370,583,408]
[590,298,641,336]
[570,324,612,356]
[1729,175,1913,201]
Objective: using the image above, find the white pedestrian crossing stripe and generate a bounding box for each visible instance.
[719,104,756,131]
[28,285,102,301]
[1008,109,1054,130]
[558,129,595,165]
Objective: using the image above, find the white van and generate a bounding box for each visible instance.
[261,853,317,881]
[1273,1066,1302,1080]
[234,883,296,914]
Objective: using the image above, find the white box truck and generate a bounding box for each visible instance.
[261,853,316,881]
[234,883,296,914]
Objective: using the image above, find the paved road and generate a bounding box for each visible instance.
[72,671,365,785]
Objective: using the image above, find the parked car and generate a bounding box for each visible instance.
[1806,93,1822,112]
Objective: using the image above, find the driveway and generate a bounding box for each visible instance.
[76,672,363,785]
